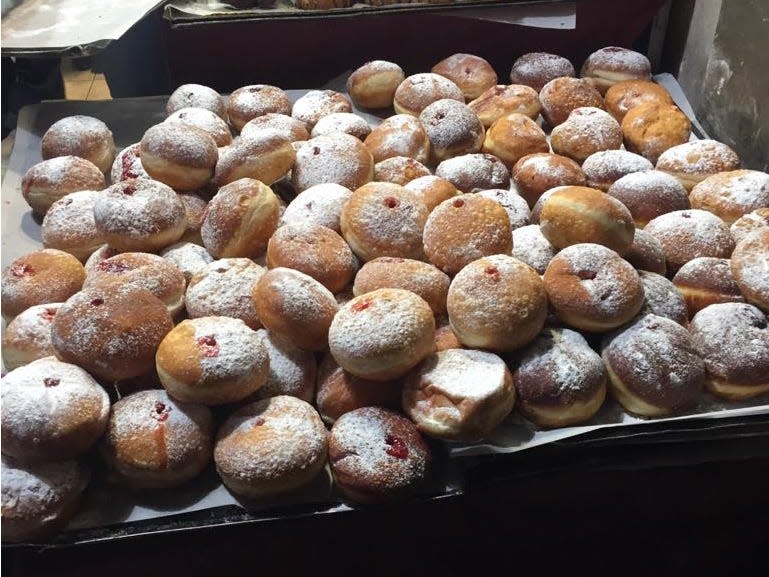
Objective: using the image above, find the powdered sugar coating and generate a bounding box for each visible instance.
[241,113,309,143]
[214,396,327,495]
[41,190,106,261]
[656,140,740,177]
[412,348,508,400]
[551,107,622,161]
[252,329,316,402]
[394,73,464,115]
[510,52,575,91]
[185,258,265,329]
[140,122,218,170]
[2,303,63,369]
[513,327,605,403]
[160,242,214,283]
[689,303,769,385]
[644,209,734,271]
[110,143,148,184]
[603,314,704,410]
[477,189,531,229]
[291,89,352,128]
[690,170,769,223]
[166,84,225,118]
[311,112,371,140]
[40,116,114,169]
[228,85,292,128]
[607,170,690,225]
[104,389,213,484]
[21,155,106,215]
[292,133,373,193]
[638,271,688,325]
[1,455,89,537]
[581,150,653,189]
[189,316,267,382]
[166,107,233,147]
[1,357,110,460]
[582,47,651,78]
[731,209,769,245]
[512,224,556,274]
[419,99,485,157]
[731,229,769,311]
[280,183,352,232]
[435,153,510,193]
[329,407,429,500]
[363,114,431,164]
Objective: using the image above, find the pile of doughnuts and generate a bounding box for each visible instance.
[3,46,769,542]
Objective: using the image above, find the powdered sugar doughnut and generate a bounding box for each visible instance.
[580,47,651,94]
[477,189,531,230]
[353,257,450,316]
[84,252,186,316]
[160,242,214,283]
[93,178,187,252]
[539,77,604,127]
[374,156,431,186]
[393,73,464,117]
[42,190,106,261]
[607,170,690,228]
[51,286,173,381]
[254,267,339,351]
[481,112,548,169]
[731,228,769,312]
[249,329,317,402]
[604,79,673,122]
[602,314,704,416]
[644,209,734,274]
[509,52,575,91]
[110,143,148,184]
[329,407,430,504]
[2,304,62,370]
[241,113,310,143]
[435,153,510,193]
[637,270,688,325]
[157,316,269,405]
[266,222,358,293]
[166,107,232,147]
[423,195,512,275]
[431,53,498,101]
[340,181,428,262]
[329,288,435,381]
[292,133,374,193]
[315,354,402,424]
[512,153,587,208]
[347,60,405,109]
[403,175,460,211]
[185,258,265,329]
[291,89,352,128]
[624,228,667,275]
[1,357,109,462]
[689,302,769,399]
[227,85,292,132]
[468,84,542,128]
[581,150,653,191]
[512,224,556,274]
[690,170,769,225]
[21,156,105,216]
[731,209,769,245]
[1,455,89,542]
[201,178,281,259]
[550,107,622,163]
[214,396,327,498]
[166,84,226,119]
[363,114,431,164]
[1,249,85,320]
[311,112,371,140]
[447,254,547,351]
[279,183,352,232]
[656,140,741,191]
[673,257,744,316]
[403,348,515,441]
[140,123,218,191]
[543,243,644,331]
[100,389,213,488]
[420,99,485,163]
[41,115,116,173]
[512,327,606,428]
[212,131,294,187]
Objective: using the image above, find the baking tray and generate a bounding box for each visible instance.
[3,90,769,548]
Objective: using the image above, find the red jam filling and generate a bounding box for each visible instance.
[122,184,137,196]
[197,335,220,358]
[40,308,57,321]
[452,198,465,208]
[43,377,60,387]
[151,401,171,422]
[97,260,131,273]
[90,297,104,307]
[121,153,140,180]
[385,435,409,460]
[577,270,597,281]
[10,263,33,277]
[352,299,372,312]
[383,196,399,209]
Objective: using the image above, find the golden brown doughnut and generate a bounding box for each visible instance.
[140,123,218,191]
[690,170,769,225]
[41,115,116,173]
[250,329,317,403]
[481,112,548,169]
[201,178,280,259]
[581,150,654,191]
[363,114,431,164]
[279,183,353,232]
[434,153,510,193]
[621,102,691,163]
[291,89,352,128]
[402,175,460,211]
[509,52,575,92]
[477,188,531,230]
[468,84,542,128]
[511,224,556,274]
[374,156,431,186]
[623,228,667,275]
[539,77,604,127]
[311,112,372,140]
[637,270,688,325]
[213,131,295,187]
[550,107,622,163]
[21,156,105,216]
[431,53,498,101]
[240,113,309,144]
[511,153,586,208]
[41,190,106,261]
[292,133,374,193]
[606,170,690,228]
[423,194,512,275]
[1,303,62,370]
[731,209,769,245]
[580,47,651,94]
[672,257,744,317]
[604,79,673,122]
[393,73,464,117]
[347,60,406,109]
[730,228,769,312]
[165,107,233,147]
[227,85,292,132]
[656,140,741,191]
[166,84,226,119]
